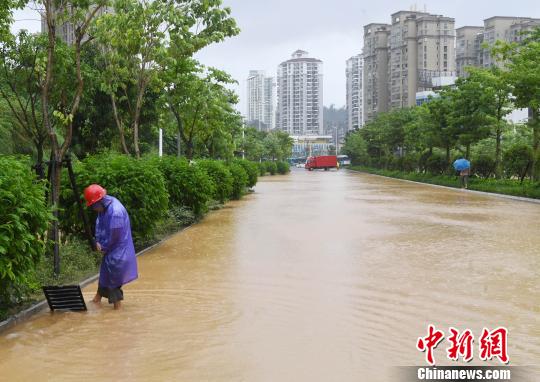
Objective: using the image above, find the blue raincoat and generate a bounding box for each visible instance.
[95,195,138,288]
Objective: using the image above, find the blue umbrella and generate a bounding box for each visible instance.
[453,158,470,171]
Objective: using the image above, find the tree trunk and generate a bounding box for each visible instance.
[49,156,62,276]
[445,145,450,165]
[186,142,194,160]
[111,94,130,155]
[495,120,503,179]
[132,69,148,159]
[177,132,181,157]
[466,144,470,160]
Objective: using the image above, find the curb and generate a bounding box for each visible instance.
[348,169,540,205]
[0,226,191,335]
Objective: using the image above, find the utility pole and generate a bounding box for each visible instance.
[242,123,245,159]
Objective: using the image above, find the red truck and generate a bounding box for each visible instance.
[305,155,338,171]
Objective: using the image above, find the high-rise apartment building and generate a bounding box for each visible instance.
[363,23,390,122]
[346,54,364,130]
[456,17,540,76]
[246,70,275,131]
[276,50,323,136]
[363,10,456,121]
[456,26,484,77]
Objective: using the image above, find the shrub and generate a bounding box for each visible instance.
[265,161,277,175]
[0,156,51,307]
[197,159,233,203]
[235,159,258,188]
[227,162,249,199]
[472,154,495,179]
[276,161,290,174]
[33,236,101,288]
[168,206,196,226]
[60,153,168,242]
[425,153,448,175]
[151,156,214,217]
[503,144,533,180]
[258,162,267,176]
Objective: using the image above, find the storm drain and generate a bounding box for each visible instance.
[42,285,87,312]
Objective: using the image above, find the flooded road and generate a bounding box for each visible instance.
[1,169,539,381]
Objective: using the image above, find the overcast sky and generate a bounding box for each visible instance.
[12,1,540,115]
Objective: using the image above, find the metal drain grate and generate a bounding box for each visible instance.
[42,285,87,312]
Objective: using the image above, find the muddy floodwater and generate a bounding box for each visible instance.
[1,169,539,381]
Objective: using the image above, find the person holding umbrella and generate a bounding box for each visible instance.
[83,184,138,310]
[453,158,471,189]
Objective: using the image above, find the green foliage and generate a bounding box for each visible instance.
[150,156,214,217]
[265,161,277,175]
[0,156,51,306]
[492,28,540,179]
[197,159,233,203]
[227,161,248,199]
[235,159,258,188]
[33,236,101,288]
[473,154,496,179]
[168,206,196,227]
[257,162,267,176]
[425,152,448,175]
[503,144,533,180]
[276,161,290,174]
[350,165,540,199]
[60,153,168,242]
[342,131,369,165]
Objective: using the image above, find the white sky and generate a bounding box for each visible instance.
[11,1,540,115]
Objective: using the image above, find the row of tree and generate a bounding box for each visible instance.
[343,28,540,180]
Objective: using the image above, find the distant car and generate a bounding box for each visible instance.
[296,163,305,168]
[337,155,351,166]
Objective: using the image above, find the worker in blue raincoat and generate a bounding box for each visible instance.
[84,184,138,309]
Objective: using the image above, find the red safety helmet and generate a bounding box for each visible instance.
[84,184,107,207]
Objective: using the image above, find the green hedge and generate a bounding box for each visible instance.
[0,156,51,307]
[60,153,169,242]
[227,162,249,199]
[235,159,259,188]
[257,162,267,176]
[276,161,290,174]
[197,159,234,203]
[1,154,261,319]
[151,156,214,217]
[349,165,540,199]
[265,161,277,175]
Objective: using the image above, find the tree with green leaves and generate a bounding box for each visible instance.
[493,27,540,180]
[450,77,492,160]
[342,130,368,165]
[458,67,513,177]
[423,90,461,166]
[39,0,108,274]
[161,58,240,159]
[262,130,293,161]
[96,0,239,158]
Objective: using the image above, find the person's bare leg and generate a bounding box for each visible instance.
[113,301,122,310]
[92,293,102,303]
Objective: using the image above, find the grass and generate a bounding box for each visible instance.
[349,165,540,199]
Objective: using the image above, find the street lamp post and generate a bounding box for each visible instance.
[333,126,339,155]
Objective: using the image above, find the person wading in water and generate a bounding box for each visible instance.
[84,184,138,310]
